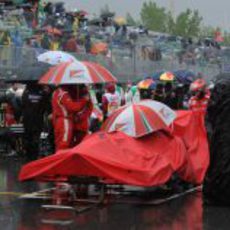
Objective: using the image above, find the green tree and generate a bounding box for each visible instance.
[126,13,136,26]
[187,10,203,36]
[166,12,175,34]
[140,1,167,32]
[140,1,203,37]
[174,9,191,37]
[100,4,110,15]
[200,26,215,38]
[173,9,202,37]
[223,31,230,45]
[100,4,115,17]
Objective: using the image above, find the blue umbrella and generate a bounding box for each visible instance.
[173,70,196,84]
[149,82,157,90]
[152,71,165,81]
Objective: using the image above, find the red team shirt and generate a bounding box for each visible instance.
[189,94,210,112]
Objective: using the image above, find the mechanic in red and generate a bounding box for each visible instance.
[52,85,89,151]
[102,83,121,120]
[72,84,93,145]
[189,79,210,112]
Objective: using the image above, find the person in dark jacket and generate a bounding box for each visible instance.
[41,85,55,154]
[21,82,46,161]
[163,82,178,109]
[84,33,92,53]
[153,83,165,103]
[0,84,23,156]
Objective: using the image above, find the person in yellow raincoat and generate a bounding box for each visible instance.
[0,31,11,65]
[49,36,60,51]
[72,16,79,36]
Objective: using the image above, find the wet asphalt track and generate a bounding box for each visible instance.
[0,158,229,230]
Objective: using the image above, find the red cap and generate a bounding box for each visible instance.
[106,83,116,93]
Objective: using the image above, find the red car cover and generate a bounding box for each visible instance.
[172,110,209,184]
[19,111,209,187]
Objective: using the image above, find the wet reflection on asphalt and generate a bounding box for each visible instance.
[0,158,229,230]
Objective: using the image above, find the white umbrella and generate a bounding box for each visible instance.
[37,51,77,65]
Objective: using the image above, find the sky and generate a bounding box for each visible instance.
[52,0,230,29]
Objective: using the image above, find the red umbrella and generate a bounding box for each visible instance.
[39,61,117,85]
[77,10,88,17]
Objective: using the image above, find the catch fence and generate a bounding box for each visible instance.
[0,45,223,83]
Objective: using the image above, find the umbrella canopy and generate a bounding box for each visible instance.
[159,72,175,82]
[39,61,117,85]
[102,99,176,138]
[152,71,175,82]
[152,71,165,81]
[91,42,108,55]
[173,70,196,84]
[75,10,88,17]
[37,51,77,66]
[137,79,156,90]
[6,62,51,83]
[88,18,103,25]
[114,16,127,25]
[101,12,115,19]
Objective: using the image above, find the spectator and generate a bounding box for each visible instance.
[63,35,78,53]
[0,31,11,65]
[84,33,91,53]
[50,36,60,51]
[41,34,51,50]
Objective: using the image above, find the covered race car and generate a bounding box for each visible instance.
[19,110,209,187]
